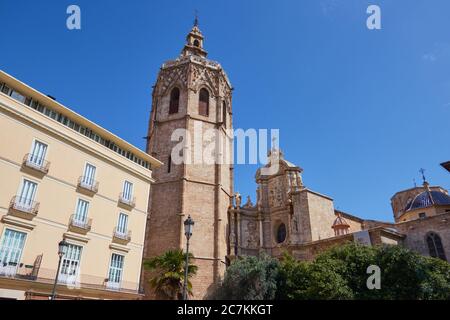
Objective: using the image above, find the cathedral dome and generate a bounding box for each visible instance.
[405,190,450,211]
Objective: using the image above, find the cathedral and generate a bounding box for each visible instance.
[144,21,450,299]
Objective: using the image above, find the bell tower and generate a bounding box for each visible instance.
[144,20,234,299]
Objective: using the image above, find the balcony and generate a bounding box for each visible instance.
[112,228,131,245]
[22,153,50,175]
[68,215,92,234]
[118,193,136,209]
[8,196,39,220]
[0,254,42,280]
[77,176,99,195]
[105,279,121,291]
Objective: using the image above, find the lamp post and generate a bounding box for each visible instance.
[182,215,194,300]
[50,239,68,300]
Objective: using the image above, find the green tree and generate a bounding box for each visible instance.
[277,251,353,300]
[143,249,198,300]
[215,254,280,300]
[278,244,450,300]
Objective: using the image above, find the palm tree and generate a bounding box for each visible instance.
[144,249,198,300]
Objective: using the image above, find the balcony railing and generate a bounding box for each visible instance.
[68,214,92,234]
[77,176,99,194]
[0,254,42,280]
[105,280,121,291]
[0,263,139,295]
[9,196,39,219]
[112,228,131,244]
[118,193,136,208]
[22,153,50,174]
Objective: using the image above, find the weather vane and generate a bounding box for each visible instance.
[194,10,199,26]
[419,168,427,183]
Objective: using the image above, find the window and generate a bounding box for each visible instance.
[82,163,96,186]
[168,155,172,173]
[122,181,133,201]
[193,39,200,47]
[107,254,124,289]
[169,87,180,114]
[1,84,10,94]
[117,213,129,235]
[426,232,447,261]
[10,90,26,103]
[419,212,426,219]
[222,101,227,128]
[74,199,89,224]
[199,88,209,116]
[276,223,287,244]
[29,140,48,167]
[17,179,38,209]
[59,244,82,284]
[0,229,27,276]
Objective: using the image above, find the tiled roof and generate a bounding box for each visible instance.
[405,190,450,211]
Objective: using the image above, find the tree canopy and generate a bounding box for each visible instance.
[215,244,450,300]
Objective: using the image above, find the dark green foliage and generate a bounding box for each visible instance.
[216,244,450,300]
[215,254,280,300]
[143,249,198,300]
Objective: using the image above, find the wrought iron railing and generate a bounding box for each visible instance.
[9,196,40,216]
[69,214,92,232]
[77,176,99,193]
[22,153,50,174]
[113,228,132,242]
[0,264,139,294]
[118,193,136,208]
[0,254,42,280]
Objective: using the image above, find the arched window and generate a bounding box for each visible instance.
[222,101,227,128]
[276,223,286,244]
[199,88,209,116]
[169,87,180,114]
[426,232,447,261]
[193,39,200,47]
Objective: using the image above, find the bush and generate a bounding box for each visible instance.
[215,254,280,300]
[215,244,450,300]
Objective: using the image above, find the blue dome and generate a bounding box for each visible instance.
[405,191,450,211]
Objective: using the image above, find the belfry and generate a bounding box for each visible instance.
[144,20,234,299]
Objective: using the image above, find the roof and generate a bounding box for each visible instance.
[334,209,364,223]
[0,70,163,170]
[332,214,350,229]
[441,161,450,173]
[405,190,450,211]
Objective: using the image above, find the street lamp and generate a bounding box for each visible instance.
[182,215,194,300]
[50,239,68,300]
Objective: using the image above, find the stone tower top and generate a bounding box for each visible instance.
[181,17,208,58]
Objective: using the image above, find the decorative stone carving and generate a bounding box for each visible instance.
[269,178,284,208]
[246,221,259,248]
[243,196,253,208]
[156,64,189,96]
[190,64,219,95]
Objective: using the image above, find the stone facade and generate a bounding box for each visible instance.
[144,22,233,299]
[230,151,450,264]
[143,23,450,300]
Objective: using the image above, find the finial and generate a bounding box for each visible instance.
[413,178,417,188]
[194,10,199,26]
[419,168,427,184]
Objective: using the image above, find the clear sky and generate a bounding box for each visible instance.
[1,0,449,222]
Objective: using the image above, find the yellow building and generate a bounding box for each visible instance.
[0,70,162,300]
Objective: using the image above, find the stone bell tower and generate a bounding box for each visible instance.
[144,19,234,299]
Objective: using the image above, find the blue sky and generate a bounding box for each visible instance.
[1,0,449,221]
